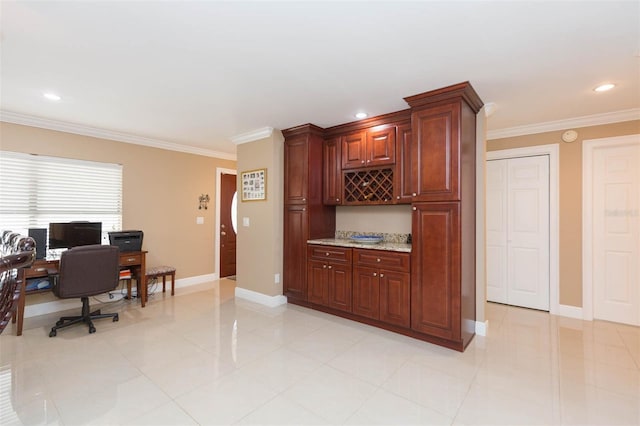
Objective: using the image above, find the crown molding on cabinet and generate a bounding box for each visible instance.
[230,126,274,144]
[0,110,237,160]
[487,108,640,140]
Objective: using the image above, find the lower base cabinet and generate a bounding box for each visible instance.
[307,246,352,312]
[307,244,410,328]
[352,249,410,328]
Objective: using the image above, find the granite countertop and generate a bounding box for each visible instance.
[307,238,411,253]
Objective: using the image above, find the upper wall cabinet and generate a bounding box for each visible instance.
[394,122,413,204]
[341,125,396,170]
[404,83,483,202]
[323,136,342,205]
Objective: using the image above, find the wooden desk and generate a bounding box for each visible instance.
[14,250,147,336]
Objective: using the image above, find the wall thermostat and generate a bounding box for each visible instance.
[562,130,578,143]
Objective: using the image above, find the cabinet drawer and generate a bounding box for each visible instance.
[24,260,58,278]
[308,245,352,263]
[119,253,142,266]
[353,249,409,272]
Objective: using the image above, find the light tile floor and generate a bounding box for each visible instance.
[1,279,638,425]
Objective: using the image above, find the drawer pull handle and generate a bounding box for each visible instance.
[127,258,135,262]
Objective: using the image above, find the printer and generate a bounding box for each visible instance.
[108,230,143,252]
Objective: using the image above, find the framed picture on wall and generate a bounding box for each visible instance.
[241,168,267,201]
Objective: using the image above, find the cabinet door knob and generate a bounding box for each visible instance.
[412,193,417,197]
[380,273,384,278]
[302,198,306,201]
[412,206,417,211]
[373,272,377,277]
[325,252,330,256]
[302,208,306,211]
[396,195,400,199]
[323,264,327,268]
[336,198,340,202]
[367,160,370,163]
[328,265,332,269]
[361,160,365,164]
[376,258,381,262]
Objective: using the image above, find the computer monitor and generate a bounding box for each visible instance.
[48,222,102,249]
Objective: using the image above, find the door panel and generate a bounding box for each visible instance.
[486,160,508,303]
[283,205,308,300]
[352,266,379,320]
[486,156,549,311]
[308,259,328,306]
[507,156,549,310]
[328,263,352,312]
[411,202,460,340]
[220,173,237,278]
[380,270,410,327]
[593,141,640,325]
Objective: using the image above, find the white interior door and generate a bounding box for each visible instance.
[592,140,640,326]
[487,155,550,311]
[486,160,508,303]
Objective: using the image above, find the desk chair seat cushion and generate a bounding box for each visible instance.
[52,245,120,299]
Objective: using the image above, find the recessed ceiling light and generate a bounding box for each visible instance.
[593,83,615,92]
[43,92,61,101]
[355,112,368,119]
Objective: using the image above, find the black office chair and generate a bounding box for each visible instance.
[49,245,120,337]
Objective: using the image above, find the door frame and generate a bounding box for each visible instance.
[486,144,559,314]
[215,167,237,280]
[582,134,639,321]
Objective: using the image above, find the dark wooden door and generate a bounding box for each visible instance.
[411,202,461,341]
[327,262,352,312]
[410,102,460,201]
[352,265,380,320]
[283,205,308,300]
[366,125,396,167]
[394,123,413,204]
[380,269,410,327]
[220,173,237,278]
[323,137,342,205]
[341,131,367,169]
[284,137,309,204]
[307,259,328,306]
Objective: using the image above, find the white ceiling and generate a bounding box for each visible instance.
[1,1,638,157]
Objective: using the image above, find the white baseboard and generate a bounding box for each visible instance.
[234,286,287,308]
[475,320,488,336]
[556,304,583,320]
[173,273,217,288]
[23,273,219,318]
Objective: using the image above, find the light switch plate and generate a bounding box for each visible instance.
[196,216,204,224]
[243,217,250,227]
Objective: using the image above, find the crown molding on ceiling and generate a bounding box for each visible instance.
[231,127,274,145]
[487,108,640,140]
[0,110,237,161]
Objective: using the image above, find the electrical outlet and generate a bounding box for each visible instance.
[274,273,280,284]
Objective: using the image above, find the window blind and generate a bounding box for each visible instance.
[0,151,122,244]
